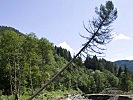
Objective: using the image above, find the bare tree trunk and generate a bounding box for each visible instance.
[17,56,20,96]
[14,56,17,94]
[28,3,117,98]
[8,57,13,95]
[28,34,97,100]
[14,56,19,100]
[29,58,33,94]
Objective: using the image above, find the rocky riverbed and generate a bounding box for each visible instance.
[58,93,133,100]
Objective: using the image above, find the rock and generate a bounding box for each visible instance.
[65,93,88,100]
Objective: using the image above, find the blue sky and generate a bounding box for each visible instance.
[0,0,133,61]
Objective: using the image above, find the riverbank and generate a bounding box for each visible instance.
[0,89,133,100]
[0,89,81,100]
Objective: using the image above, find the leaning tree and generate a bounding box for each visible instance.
[28,1,117,99]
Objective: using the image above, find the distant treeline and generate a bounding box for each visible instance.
[0,26,133,96]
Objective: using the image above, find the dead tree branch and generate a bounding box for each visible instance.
[28,1,117,99]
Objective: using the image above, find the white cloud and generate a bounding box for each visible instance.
[125,56,133,60]
[113,33,131,40]
[58,41,75,55]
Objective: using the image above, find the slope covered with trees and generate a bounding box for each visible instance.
[0,26,133,98]
[114,60,133,71]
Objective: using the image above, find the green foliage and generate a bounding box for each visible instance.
[119,67,133,92]
[55,46,72,61]
[96,1,117,24]
[0,26,133,98]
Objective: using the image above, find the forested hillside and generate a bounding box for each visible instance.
[114,60,133,71]
[0,26,133,97]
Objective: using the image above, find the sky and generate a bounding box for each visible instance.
[0,0,133,61]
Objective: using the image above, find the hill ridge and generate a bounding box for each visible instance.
[114,60,133,71]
